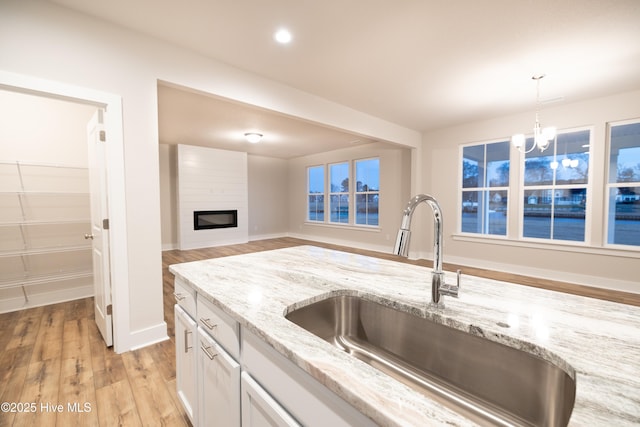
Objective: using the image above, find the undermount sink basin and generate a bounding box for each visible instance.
[285,295,576,427]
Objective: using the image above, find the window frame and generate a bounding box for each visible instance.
[458,139,511,237]
[306,165,325,223]
[518,126,593,244]
[328,161,350,224]
[305,157,380,229]
[354,157,380,227]
[605,118,640,249]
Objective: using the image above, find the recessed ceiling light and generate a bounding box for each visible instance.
[274,28,292,44]
[244,132,263,143]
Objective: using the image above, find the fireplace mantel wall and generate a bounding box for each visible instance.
[177,144,248,249]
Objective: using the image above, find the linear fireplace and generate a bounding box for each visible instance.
[193,210,238,230]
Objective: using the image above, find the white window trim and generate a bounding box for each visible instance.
[458,139,511,236]
[604,118,640,250]
[354,157,381,227]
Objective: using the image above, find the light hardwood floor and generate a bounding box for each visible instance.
[1,237,637,427]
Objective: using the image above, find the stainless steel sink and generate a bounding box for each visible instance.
[285,295,576,427]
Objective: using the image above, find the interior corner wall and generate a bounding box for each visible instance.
[248,154,289,240]
[159,143,177,250]
[177,144,248,249]
[421,90,640,293]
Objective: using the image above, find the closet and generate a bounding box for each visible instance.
[0,162,92,310]
[0,89,96,313]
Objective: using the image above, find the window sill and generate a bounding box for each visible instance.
[452,233,640,259]
[304,221,380,233]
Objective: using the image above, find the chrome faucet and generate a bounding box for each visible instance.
[393,194,461,307]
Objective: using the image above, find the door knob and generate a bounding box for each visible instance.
[84,233,94,240]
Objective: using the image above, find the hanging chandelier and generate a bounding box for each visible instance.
[511,74,556,153]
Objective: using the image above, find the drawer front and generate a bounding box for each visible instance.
[174,276,196,317]
[197,294,239,359]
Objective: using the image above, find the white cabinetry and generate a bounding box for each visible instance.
[175,305,197,424]
[198,327,241,427]
[241,372,300,427]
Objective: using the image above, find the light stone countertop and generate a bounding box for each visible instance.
[169,245,640,426]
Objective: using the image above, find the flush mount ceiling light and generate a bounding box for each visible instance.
[511,74,556,154]
[274,28,292,44]
[244,132,263,143]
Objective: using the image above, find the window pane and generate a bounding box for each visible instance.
[462,145,485,188]
[555,130,590,185]
[330,163,349,192]
[524,138,555,186]
[330,194,349,223]
[307,166,324,222]
[486,142,510,187]
[307,195,324,221]
[552,188,586,241]
[355,159,379,191]
[308,166,324,193]
[523,189,552,238]
[461,190,482,233]
[356,194,379,226]
[608,186,640,246]
[487,190,508,235]
[610,123,640,183]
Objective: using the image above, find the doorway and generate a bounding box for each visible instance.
[0,71,129,352]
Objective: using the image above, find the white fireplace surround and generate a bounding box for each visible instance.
[177,144,248,249]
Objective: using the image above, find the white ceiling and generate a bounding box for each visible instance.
[48,0,640,157]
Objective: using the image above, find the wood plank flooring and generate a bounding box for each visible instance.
[1,237,637,427]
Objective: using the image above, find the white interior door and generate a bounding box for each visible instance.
[87,109,113,347]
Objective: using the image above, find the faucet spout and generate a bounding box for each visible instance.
[393,194,460,306]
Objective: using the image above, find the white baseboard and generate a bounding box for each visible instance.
[249,232,288,241]
[125,321,169,352]
[446,254,639,295]
[285,232,394,257]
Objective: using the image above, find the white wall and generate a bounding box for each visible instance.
[423,90,640,292]
[177,144,248,249]
[248,155,289,240]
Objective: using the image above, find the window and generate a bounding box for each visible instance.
[329,162,349,223]
[461,141,510,236]
[607,121,640,247]
[355,158,380,226]
[522,129,590,242]
[307,165,324,221]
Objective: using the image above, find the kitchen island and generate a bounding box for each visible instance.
[169,245,640,426]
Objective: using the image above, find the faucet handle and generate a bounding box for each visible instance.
[439,269,461,298]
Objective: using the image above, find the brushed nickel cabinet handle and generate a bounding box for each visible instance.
[200,318,217,330]
[201,344,217,360]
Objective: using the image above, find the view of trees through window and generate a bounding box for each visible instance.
[607,121,640,246]
[355,158,380,226]
[307,158,380,227]
[329,163,349,223]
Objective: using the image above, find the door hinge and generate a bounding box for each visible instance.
[106,304,112,315]
[103,218,109,230]
[99,130,106,142]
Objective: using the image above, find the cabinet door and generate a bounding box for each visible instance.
[198,328,240,427]
[241,372,300,427]
[175,305,197,424]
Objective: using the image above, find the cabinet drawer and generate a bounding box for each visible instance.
[197,294,239,359]
[174,276,196,317]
